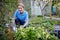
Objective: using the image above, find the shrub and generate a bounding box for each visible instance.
[14,27,59,40]
[29,17,54,31]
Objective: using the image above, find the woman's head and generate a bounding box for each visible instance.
[18,3,24,13]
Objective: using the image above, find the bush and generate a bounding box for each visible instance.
[29,17,54,31]
[14,27,59,40]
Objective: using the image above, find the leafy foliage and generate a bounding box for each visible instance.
[15,16,59,40]
[54,20,60,25]
[15,27,59,40]
[29,17,54,31]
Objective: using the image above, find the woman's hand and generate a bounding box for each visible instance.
[20,25,24,28]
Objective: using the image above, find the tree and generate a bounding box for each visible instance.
[32,0,52,18]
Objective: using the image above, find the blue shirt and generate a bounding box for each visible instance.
[14,9,28,22]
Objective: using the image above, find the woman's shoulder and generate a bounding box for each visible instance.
[16,9,19,12]
[24,10,28,14]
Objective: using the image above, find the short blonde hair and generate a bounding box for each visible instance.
[18,3,24,8]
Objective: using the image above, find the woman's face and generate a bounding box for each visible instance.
[18,6,24,13]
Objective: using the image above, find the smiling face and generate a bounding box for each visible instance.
[18,5,24,13]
